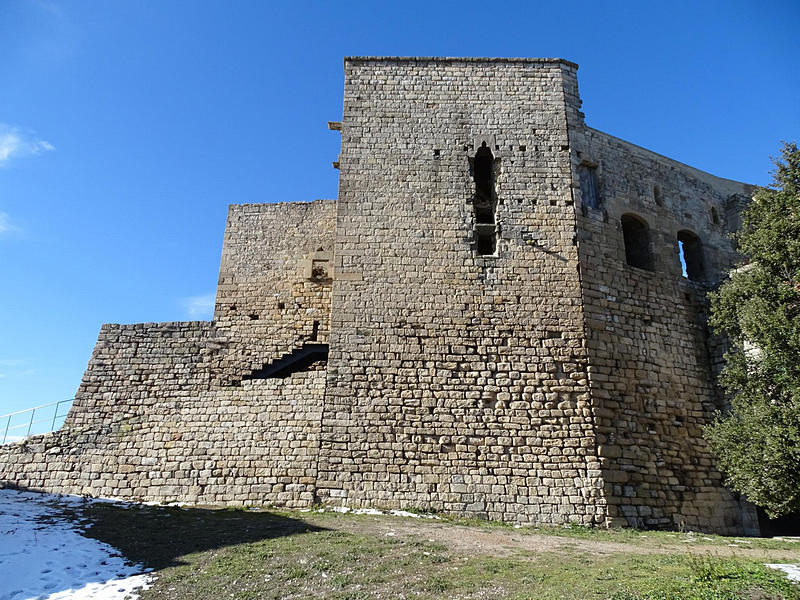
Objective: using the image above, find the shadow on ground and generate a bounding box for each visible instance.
[70,500,327,570]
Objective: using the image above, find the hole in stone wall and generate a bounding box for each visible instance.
[621,214,654,271]
[310,259,332,283]
[433,149,441,158]
[310,320,320,342]
[479,391,498,409]
[473,145,495,223]
[278,302,285,310]
[472,143,498,256]
[711,206,720,225]
[519,145,526,152]
[475,226,496,256]
[249,313,259,320]
[678,230,705,281]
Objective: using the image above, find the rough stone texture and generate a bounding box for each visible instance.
[2,371,324,506]
[567,125,754,534]
[0,57,758,534]
[317,58,603,525]
[215,200,336,383]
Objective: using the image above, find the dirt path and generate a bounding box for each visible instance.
[309,512,800,561]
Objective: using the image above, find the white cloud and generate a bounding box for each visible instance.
[0,124,55,165]
[181,294,216,320]
[0,212,19,236]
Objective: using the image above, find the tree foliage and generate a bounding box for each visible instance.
[706,142,800,518]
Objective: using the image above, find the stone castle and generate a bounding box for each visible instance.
[1,57,760,534]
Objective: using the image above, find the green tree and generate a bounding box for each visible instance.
[706,142,800,518]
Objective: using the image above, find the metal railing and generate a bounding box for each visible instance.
[1,398,74,445]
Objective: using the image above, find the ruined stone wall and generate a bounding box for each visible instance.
[317,57,605,525]
[568,126,755,533]
[2,199,335,507]
[66,322,223,430]
[214,200,336,382]
[1,319,325,506]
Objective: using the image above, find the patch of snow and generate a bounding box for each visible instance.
[0,489,154,600]
[766,563,800,584]
[353,508,383,516]
[327,506,439,519]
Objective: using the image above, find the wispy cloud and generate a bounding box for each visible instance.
[0,359,33,380]
[0,124,55,165]
[0,359,29,367]
[181,294,216,320]
[0,212,20,237]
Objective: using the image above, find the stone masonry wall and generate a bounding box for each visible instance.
[0,321,325,507]
[2,201,335,507]
[214,200,336,383]
[317,58,606,525]
[1,57,759,535]
[568,125,755,533]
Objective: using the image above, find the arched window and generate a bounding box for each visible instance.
[472,143,497,255]
[677,230,704,281]
[621,214,654,271]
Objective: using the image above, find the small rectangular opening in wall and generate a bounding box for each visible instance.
[475,224,496,256]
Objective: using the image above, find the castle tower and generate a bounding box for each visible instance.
[317,58,603,524]
[316,57,755,532]
[0,57,758,534]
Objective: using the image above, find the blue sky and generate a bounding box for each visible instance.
[1,0,798,418]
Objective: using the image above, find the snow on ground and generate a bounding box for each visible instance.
[318,505,440,519]
[0,489,153,600]
[766,563,800,584]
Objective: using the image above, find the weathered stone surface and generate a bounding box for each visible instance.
[0,57,759,535]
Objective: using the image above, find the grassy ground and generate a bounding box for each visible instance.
[64,501,800,600]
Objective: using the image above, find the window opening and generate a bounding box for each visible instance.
[475,226,496,255]
[472,143,498,255]
[578,163,600,209]
[710,206,720,225]
[310,320,320,342]
[621,214,654,271]
[677,230,705,281]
